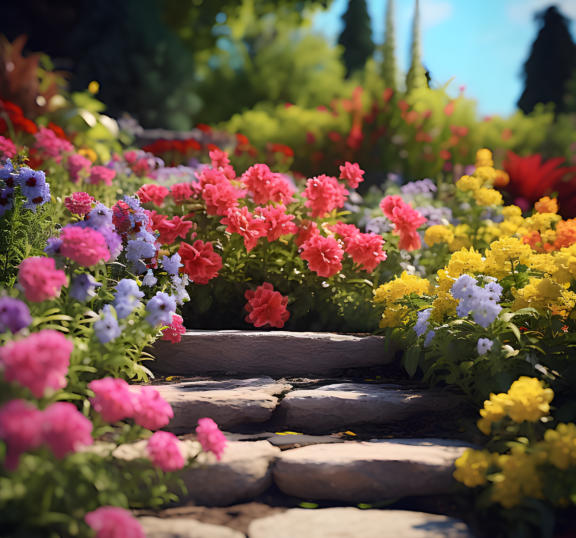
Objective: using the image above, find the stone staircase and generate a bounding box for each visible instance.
[134,331,481,538]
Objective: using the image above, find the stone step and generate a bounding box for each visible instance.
[151,331,393,377]
[151,378,463,434]
[140,508,472,538]
[153,377,291,433]
[248,508,472,538]
[273,439,471,503]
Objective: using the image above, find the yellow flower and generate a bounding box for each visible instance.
[526,253,556,275]
[430,291,457,322]
[454,449,495,487]
[379,305,409,328]
[502,205,523,219]
[526,212,561,233]
[478,393,511,435]
[373,272,431,304]
[491,446,543,508]
[538,423,576,470]
[553,245,576,283]
[78,148,98,163]
[475,148,494,168]
[456,175,481,192]
[424,225,454,247]
[474,166,497,185]
[445,248,485,278]
[534,196,558,214]
[448,224,472,251]
[484,237,532,277]
[474,187,503,207]
[506,377,554,423]
[512,277,575,314]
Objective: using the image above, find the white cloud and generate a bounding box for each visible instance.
[507,0,576,24]
[421,0,454,29]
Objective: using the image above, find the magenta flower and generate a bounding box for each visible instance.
[66,153,92,183]
[59,225,110,267]
[88,166,116,186]
[132,386,173,430]
[196,417,227,461]
[89,378,134,423]
[18,256,67,302]
[64,192,95,216]
[0,330,73,397]
[0,135,17,158]
[42,402,93,459]
[85,506,145,538]
[147,431,185,471]
[161,313,186,343]
[0,399,44,470]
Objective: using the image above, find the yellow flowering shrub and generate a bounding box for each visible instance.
[512,277,576,315]
[373,272,431,304]
[474,187,503,207]
[484,237,533,277]
[537,423,576,470]
[424,225,454,247]
[455,175,481,192]
[475,148,494,168]
[453,449,495,487]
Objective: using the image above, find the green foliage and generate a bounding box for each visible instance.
[405,0,427,92]
[337,0,375,77]
[381,0,398,90]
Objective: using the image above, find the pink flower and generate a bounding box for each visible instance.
[196,417,227,460]
[379,195,426,251]
[0,329,73,397]
[303,175,348,218]
[241,164,295,205]
[0,135,17,158]
[178,240,222,284]
[339,161,365,189]
[136,184,170,206]
[0,399,44,470]
[147,431,185,471]
[245,283,290,328]
[89,166,116,186]
[18,256,67,302]
[132,386,173,430]
[344,232,387,272]
[201,175,243,216]
[64,192,95,216]
[295,220,320,247]
[161,314,186,343]
[300,235,344,277]
[60,226,110,267]
[85,507,145,538]
[43,402,93,458]
[209,148,236,180]
[151,214,194,245]
[89,378,134,423]
[171,182,199,204]
[331,222,361,240]
[67,153,92,183]
[221,206,267,252]
[34,127,74,163]
[255,205,297,242]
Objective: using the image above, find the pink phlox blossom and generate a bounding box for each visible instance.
[244,282,290,328]
[303,174,348,218]
[196,417,227,460]
[255,205,297,241]
[59,225,110,267]
[209,148,236,180]
[67,153,92,183]
[300,234,344,278]
[18,256,67,302]
[344,232,387,272]
[89,166,116,186]
[147,431,186,471]
[241,164,295,205]
[34,127,74,162]
[161,314,186,343]
[132,386,174,430]
[85,507,145,538]
[43,402,93,458]
[339,161,365,189]
[0,135,17,158]
[64,192,95,216]
[89,377,135,423]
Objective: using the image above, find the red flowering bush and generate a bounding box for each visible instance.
[178,240,223,284]
[244,283,290,328]
[300,234,344,278]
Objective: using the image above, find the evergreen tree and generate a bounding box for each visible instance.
[518,6,576,115]
[405,0,427,92]
[381,0,397,90]
[337,0,375,77]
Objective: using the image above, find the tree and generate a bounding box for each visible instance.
[518,5,576,115]
[381,0,397,90]
[337,0,375,77]
[405,0,427,92]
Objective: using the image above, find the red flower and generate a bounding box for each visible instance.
[137,184,170,206]
[295,220,320,247]
[256,205,297,241]
[209,148,235,180]
[380,195,426,251]
[344,232,387,272]
[161,314,186,343]
[221,206,267,251]
[178,240,222,284]
[244,283,290,328]
[339,161,365,189]
[199,171,243,216]
[171,182,200,204]
[331,221,360,240]
[303,175,348,218]
[503,151,576,217]
[300,235,344,278]
[151,214,194,245]
[241,164,295,205]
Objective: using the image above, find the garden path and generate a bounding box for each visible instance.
[134,331,479,537]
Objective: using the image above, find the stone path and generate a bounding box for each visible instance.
[133,331,479,537]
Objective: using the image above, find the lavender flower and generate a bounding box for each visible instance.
[142,269,157,287]
[171,274,190,305]
[401,178,437,198]
[145,292,176,327]
[94,305,122,344]
[477,338,493,355]
[451,275,502,328]
[0,297,32,333]
[44,237,63,256]
[126,238,156,274]
[424,330,436,347]
[113,279,144,319]
[161,253,182,276]
[86,203,113,229]
[69,274,101,302]
[414,308,432,337]
[99,226,123,260]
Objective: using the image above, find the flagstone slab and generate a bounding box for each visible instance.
[153,378,291,432]
[139,516,244,538]
[248,508,472,538]
[276,384,462,432]
[273,439,470,502]
[151,331,392,377]
[180,441,281,506]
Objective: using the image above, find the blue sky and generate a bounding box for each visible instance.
[313,0,576,117]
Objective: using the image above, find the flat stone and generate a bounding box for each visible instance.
[248,508,472,538]
[273,439,471,502]
[266,433,345,450]
[152,378,291,432]
[139,516,244,538]
[180,441,280,506]
[151,331,392,377]
[276,384,461,433]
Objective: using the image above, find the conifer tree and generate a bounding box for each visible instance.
[381,0,397,90]
[518,5,576,115]
[405,0,427,92]
[337,0,375,77]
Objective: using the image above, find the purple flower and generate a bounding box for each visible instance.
[401,178,437,198]
[0,297,32,333]
[0,159,14,181]
[424,329,435,347]
[414,308,431,337]
[142,269,157,287]
[161,253,182,276]
[94,305,122,344]
[170,274,189,305]
[99,226,123,260]
[0,187,14,216]
[145,292,176,327]
[85,203,113,229]
[44,237,63,255]
[69,274,101,302]
[477,338,493,355]
[126,238,156,274]
[113,279,144,319]
[451,275,502,328]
